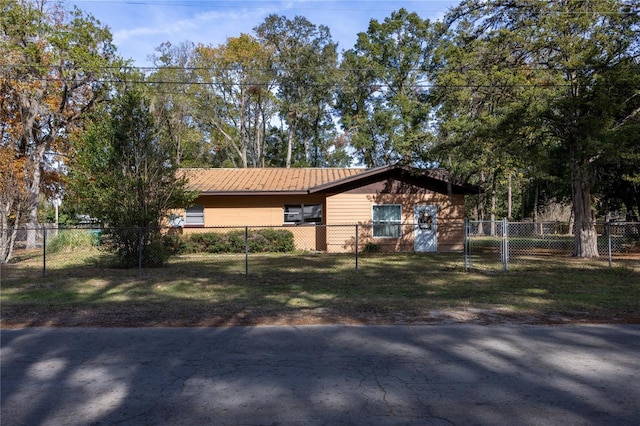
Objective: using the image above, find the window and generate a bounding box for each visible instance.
[185,205,204,226]
[373,204,402,238]
[284,204,322,224]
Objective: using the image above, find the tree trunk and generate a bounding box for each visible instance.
[571,158,599,257]
[26,144,47,249]
[285,127,294,168]
[490,177,497,236]
[477,170,486,235]
[507,173,512,220]
[1,206,20,264]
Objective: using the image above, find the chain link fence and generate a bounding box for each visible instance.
[464,220,640,271]
[2,221,638,282]
[1,223,464,281]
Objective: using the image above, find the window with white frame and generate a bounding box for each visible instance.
[185,205,204,226]
[372,204,402,238]
[283,204,322,224]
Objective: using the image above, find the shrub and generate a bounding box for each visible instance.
[256,228,295,252]
[191,233,226,253]
[103,228,170,268]
[247,233,270,252]
[362,242,380,253]
[226,230,247,252]
[176,229,295,254]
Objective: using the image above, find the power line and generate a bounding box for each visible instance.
[0,63,625,73]
[68,0,640,15]
[2,74,628,89]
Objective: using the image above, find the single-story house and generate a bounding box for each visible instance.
[177,164,479,253]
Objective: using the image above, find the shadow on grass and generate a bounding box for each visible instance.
[1,251,639,328]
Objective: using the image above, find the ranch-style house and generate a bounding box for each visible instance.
[176,164,479,253]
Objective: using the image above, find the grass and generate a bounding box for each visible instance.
[45,229,99,254]
[1,250,639,327]
[470,234,633,252]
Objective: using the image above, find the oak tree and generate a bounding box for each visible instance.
[434,0,640,256]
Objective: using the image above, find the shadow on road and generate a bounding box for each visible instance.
[2,325,640,425]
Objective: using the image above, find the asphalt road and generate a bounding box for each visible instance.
[2,324,639,425]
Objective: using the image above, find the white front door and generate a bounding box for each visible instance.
[414,205,437,252]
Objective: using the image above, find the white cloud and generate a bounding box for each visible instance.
[73,0,459,66]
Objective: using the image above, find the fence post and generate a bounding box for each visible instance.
[463,219,468,271]
[138,227,143,277]
[607,221,612,268]
[502,218,509,272]
[245,226,249,275]
[42,225,47,278]
[355,224,359,272]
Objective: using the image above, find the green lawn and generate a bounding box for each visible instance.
[1,249,639,327]
[468,234,633,251]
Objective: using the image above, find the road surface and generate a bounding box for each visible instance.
[2,324,639,425]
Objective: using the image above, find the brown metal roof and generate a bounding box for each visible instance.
[179,165,480,195]
[180,167,369,194]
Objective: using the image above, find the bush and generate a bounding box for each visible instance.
[177,229,295,254]
[255,228,295,252]
[226,230,247,252]
[362,242,380,253]
[103,228,170,268]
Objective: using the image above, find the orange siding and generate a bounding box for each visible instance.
[183,195,327,251]
[189,195,326,227]
[326,192,466,253]
[181,186,467,253]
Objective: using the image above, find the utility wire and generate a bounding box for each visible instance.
[2,74,626,89]
[0,63,626,73]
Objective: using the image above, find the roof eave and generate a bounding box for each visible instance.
[197,190,310,196]
[308,164,481,195]
[307,164,396,193]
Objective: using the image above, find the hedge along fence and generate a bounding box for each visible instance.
[166,228,295,254]
[31,227,296,277]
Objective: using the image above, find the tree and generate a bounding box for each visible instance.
[593,58,640,222]
[336,9,434,167]
[435,0,640,257]
[0,146,29,263]
[190,34,277,168]
[67,89,195,266]
[255,15,341,167]
[428,9,546,227]
[147,41,211,167]
[0,0,122,251]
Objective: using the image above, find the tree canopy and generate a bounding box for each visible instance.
[430,0,640,256]
[67,89,195,266]
[1,0,123,261]
[2,0,639,261]
[336,9,434,167]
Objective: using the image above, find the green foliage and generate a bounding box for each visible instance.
[0,0,124,260]
[336,8,434,167]
[100,228,170,268]
[255,14,343,167]
[432,0,640,256]
[252,228,295,252]
[362,242,380,254]
[46,230,99,254]
[147,41,212,168]
[185,35,277,168]
[178,229,295,254]
[67,89,197,267]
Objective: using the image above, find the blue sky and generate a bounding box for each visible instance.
[69,0,459,66]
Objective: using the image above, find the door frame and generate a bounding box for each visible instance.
[414,204,437,252]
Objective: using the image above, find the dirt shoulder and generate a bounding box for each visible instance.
[3,304,639,328]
